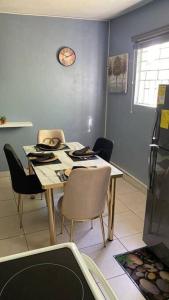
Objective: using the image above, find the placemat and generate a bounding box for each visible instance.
[32,158,61,166]
[115,247,169,300]
[65,151,98,162]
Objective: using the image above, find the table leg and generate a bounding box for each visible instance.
[51,189,56,225]
[108,177,116,241]
[45,189,56,245]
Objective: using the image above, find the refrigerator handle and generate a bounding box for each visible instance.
[149,144,158,190]
[152,110,160,144]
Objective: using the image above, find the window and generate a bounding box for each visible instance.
[134,41,169,107]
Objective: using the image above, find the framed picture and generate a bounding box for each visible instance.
[108,53,128,94]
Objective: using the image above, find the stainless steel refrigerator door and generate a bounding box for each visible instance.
[143,146,169,267]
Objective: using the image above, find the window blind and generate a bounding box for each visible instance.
[132,24,169,49]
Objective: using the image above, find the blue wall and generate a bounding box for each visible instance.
[107,0,169,184]
[1,0,169,181]
[0,14,108,170]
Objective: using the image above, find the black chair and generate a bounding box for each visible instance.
[93,137,114,162]
[4,144,45,227]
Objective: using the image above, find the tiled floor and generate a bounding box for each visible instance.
[0,175,147,299]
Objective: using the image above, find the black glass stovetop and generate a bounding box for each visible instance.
[0,247,95,299]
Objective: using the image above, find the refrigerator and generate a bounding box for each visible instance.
[143,84,169,267]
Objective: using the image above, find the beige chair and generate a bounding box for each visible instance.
[37,129,65,144]
[59,166,111,247]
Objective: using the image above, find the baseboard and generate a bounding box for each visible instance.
[111,161,147,194]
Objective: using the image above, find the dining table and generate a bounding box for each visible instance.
[23,142,123,245]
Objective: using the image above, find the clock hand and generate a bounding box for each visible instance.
[64,53,74,58]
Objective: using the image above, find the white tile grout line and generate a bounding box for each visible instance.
[115,200,146,223]
[0,234,25,241]
[116,234,145,252]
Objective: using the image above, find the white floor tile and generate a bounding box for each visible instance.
[26,229,69,250]
[116,179,138,195]
[108,274,145,300]
[0,170,149,295]
[81,240,126,279]
[22,208,49,234]
[21,196,47,213]
[135,207,146,221]
[0,185,14,201]
[0,215,23,239]
[114,211,144,238]
[0,235,28,257]
[119,233,146,251]
[115,199,130,215]
[65,219,109,249]
[103,199,129,217]
[0,176,11,187]
[0,200,17,217]
[119,191,146,215]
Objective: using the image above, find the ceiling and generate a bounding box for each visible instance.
[0,0,152,21]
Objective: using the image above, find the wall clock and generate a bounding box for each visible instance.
[58,47,76,66]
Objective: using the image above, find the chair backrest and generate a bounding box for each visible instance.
[61,166,111,220]
[3,144,26,193]
[37,129,65,144]
[93,137,114,162]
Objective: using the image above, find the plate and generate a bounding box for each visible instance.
[31,156,58,163]
[36,145,59,151]
[58,144,68,150]
[69,151,94,158]
[36,143,67,151]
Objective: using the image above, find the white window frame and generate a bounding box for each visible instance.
[134,41,169,108]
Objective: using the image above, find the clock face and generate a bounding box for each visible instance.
[58,47,76,66]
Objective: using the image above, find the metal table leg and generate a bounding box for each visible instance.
[45,189,56,245]
[108,177,116,241]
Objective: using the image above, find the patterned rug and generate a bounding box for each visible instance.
[115,247,169,300]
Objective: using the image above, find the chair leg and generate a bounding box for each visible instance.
[100,215,106,247]
[18,194,23,228]
[61,216,64,234]
[70,220,74,242]
[51,189,54,202]
[91,219,93,229]
[17,194,21,212]
[106,189,110,213]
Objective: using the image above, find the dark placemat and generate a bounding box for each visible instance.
[65,151,98,162]
[35,144,70,152]
[115,247,169,300]
[32,158,61,166]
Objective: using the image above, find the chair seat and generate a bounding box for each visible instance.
[18,175,45,194]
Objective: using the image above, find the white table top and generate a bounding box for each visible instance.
[23,142,123,189]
